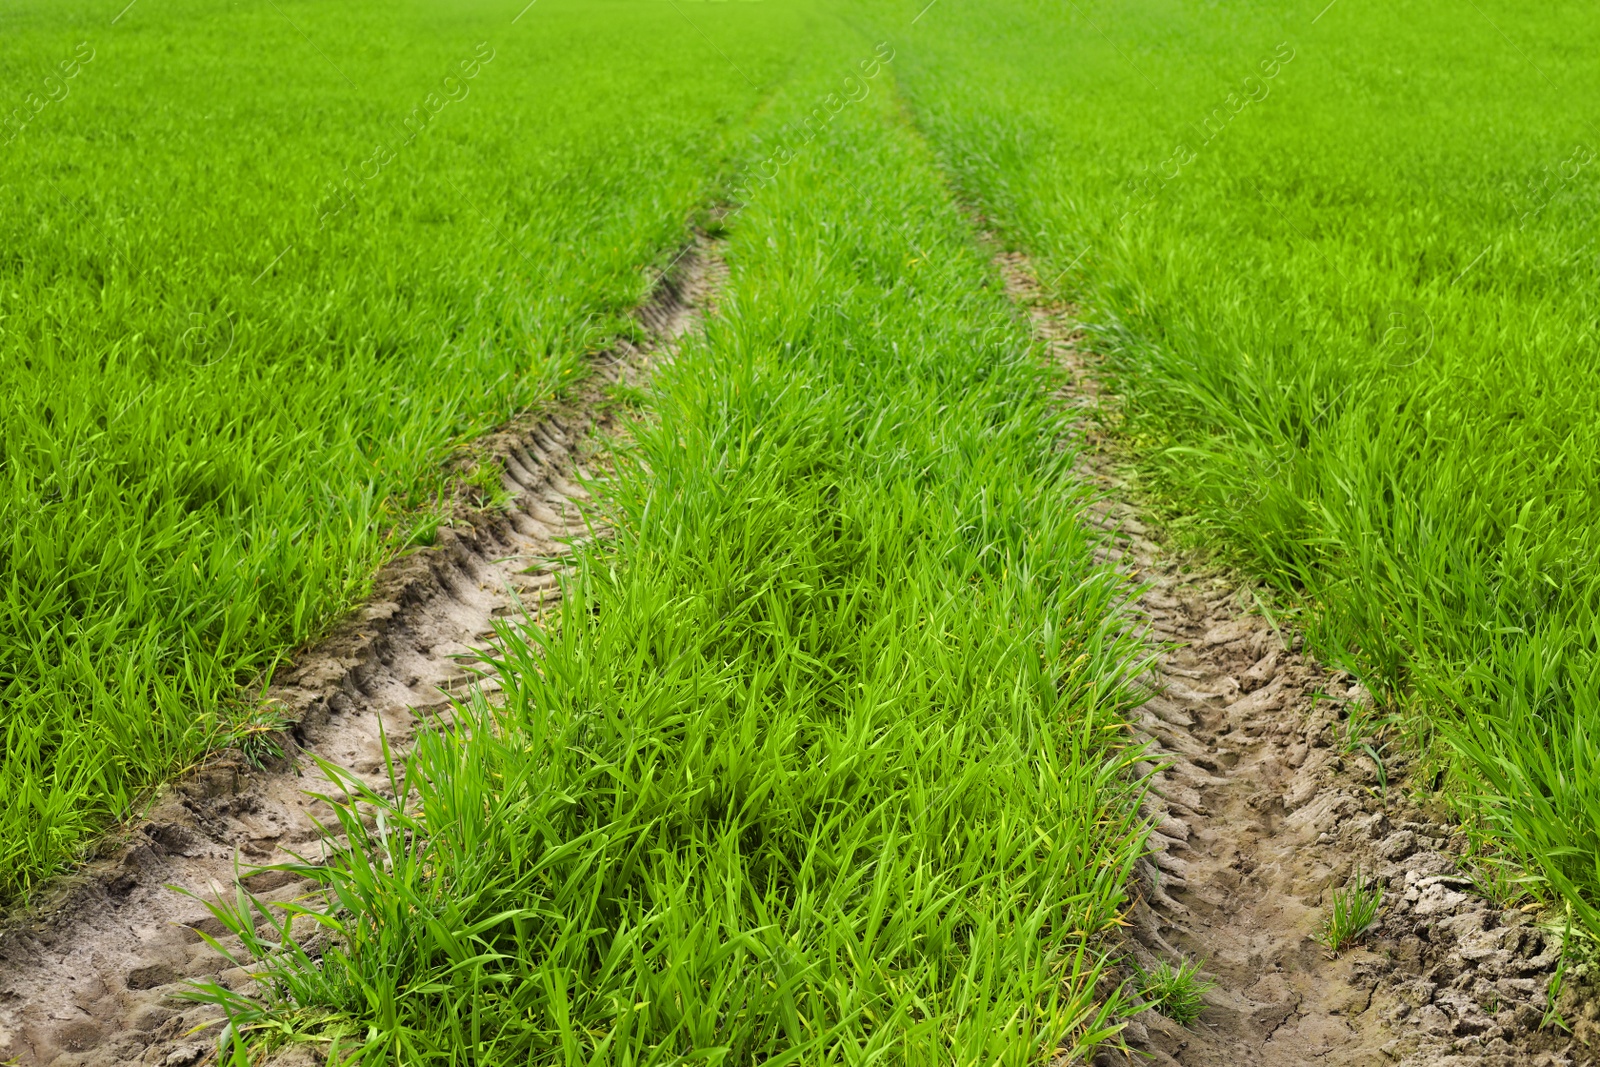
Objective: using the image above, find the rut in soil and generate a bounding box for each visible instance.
[0,240,725,1067]
[993,247,1580,1067]
[0,226,1582,1067]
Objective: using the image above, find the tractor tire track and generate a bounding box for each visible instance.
[991,247,1583,1067]
[0,238,725,1067]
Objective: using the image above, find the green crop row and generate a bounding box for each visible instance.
[888,0,1600,927]
[186,48,1152,1064]
[0,0,802,901]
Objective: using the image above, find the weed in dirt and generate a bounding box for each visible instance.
[1465,849,1541,911]
[182,63,1152,1065]
[1135,958,1215,1027]
[1545,946,1573,1033]
[1317,869,1383,956]
[461,458,514,512]
[0,0,805,902]
[225,707,292,771]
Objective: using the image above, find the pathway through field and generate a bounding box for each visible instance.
[0,243,725,1067]
[995,249,1577,1067]
[0,215,1583,1067]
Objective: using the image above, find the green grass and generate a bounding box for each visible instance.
[884,0,1600,929]
[0,0,806,900]
[183,59,1154,1065]
[21,0,1598,1055]
[1316,869,1383,956]
[1133,957,1214,1027]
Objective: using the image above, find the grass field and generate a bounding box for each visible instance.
[189,47,1153,1063]
[888,0,1600,925]
[0,0,803,899]
[5,0,1600,1058]
[5,2,1168,1056]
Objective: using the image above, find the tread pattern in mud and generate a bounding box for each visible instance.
[993,248,1580,1067]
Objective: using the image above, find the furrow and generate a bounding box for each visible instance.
[991,246,1577,1067]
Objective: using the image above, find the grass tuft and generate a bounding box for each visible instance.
[1134,958,1214,1026]
[1317,869,1384,956]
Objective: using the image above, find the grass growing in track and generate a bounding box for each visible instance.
[1316,869,1382,957]
[887,0,1600,927]
[1133,958,1213,1028]
[192,68,1151,1065]
[0,0,803,900]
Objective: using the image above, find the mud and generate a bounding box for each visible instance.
[0,239,724,1067]
[993,249,1586,1066]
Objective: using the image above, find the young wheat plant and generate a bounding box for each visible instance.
[1318,868,1383,955]
[1135,957,1215,1026]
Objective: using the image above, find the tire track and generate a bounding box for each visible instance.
[991,248,1581,1067]
[0,237,726,1067]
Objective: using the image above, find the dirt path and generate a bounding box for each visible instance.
[0,240,724,1067]
[0,219,1584,1067]
[992,250,1583,1067]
